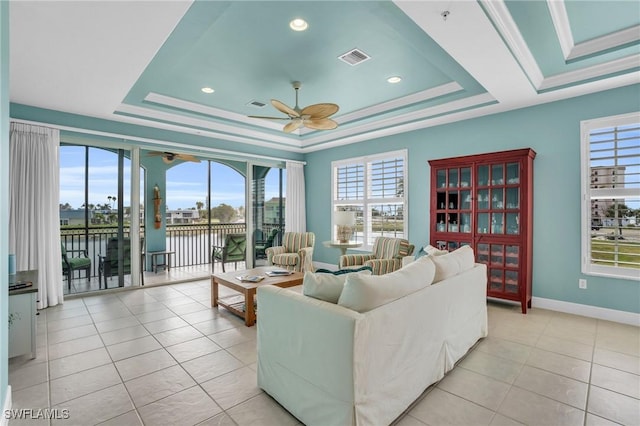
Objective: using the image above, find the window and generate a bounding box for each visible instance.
[332,150,407,249]
[581,112,640,280]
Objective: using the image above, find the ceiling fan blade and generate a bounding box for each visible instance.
[248,115,290,120]
[304,118,339,130]
[147,151,166,157]
[176,154,201,163]
[283,120,304,133]
[271,99,300,118]
[301,103,339,120]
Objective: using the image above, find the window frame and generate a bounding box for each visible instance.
[332,149,408,251]
[580,111,640,281]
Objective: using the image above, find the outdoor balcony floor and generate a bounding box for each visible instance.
[63,260,268,296]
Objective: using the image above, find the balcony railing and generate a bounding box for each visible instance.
[60,223,250,277]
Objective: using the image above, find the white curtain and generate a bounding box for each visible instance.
[285,161,306,233]
[9,123,63,308]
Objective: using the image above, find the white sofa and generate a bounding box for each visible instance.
[257,247,488,426]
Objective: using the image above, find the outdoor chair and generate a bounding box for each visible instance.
[266,231,315,272]
[339,236,414,275]
[61,242,91,290]
[212,233,247,272]
[99,237,132,289]
[255,228,281,259]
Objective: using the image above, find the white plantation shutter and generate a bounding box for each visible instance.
[333,150,407,249]
[581,112,640,280]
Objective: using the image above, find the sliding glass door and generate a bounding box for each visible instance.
[251,165,286,266]
[60,145,139,293]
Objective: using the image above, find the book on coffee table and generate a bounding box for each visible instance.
[236,275,264,283]
[265,269,293,277]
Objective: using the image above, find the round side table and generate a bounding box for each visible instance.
[322,241,363,257]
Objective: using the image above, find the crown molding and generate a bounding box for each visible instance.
[548,0,640,61]
[539,54,640,91]
[479,0,544,89]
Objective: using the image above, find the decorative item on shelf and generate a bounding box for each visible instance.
[335,210,356,243]
[153,184,162,229]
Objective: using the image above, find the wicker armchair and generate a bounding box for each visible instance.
[339,237,414,275]
[266,232,315,272]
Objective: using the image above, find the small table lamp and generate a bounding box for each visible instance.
[334,211,356,243]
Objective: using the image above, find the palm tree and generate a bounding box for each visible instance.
[107,196,117,210]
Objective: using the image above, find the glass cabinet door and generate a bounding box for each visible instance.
[506,162,519,184]
[436,169,447,189]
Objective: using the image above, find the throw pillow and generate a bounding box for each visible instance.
[337,256,436,313]
[316,266,373,275]
[425,245,449,256]
[303,269,372,304]
[431,245,475,283]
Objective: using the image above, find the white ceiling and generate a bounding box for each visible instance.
[9,0,640,153]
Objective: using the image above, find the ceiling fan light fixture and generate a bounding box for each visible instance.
[201,87,215,94]
[247,81,339,133]
[289,18,308,31]
[387,76,402,84]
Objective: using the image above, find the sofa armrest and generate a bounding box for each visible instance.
[339,254,376,269]
[363,258,403,275]
[402,256,415,267]
[266,245,285,264]
[257,285,361,426]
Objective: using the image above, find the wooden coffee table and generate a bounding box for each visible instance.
[211,266,303,326]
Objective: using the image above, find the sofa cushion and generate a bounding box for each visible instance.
[271,253,299,266]
[431,245,475,283]
[303,269,372,303]
[337,256,436,313]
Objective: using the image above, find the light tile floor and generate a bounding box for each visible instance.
[8,282,640,426]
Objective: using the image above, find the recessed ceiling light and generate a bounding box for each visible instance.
[201,87,214,94]
[289,18,308,31]
[387,76,402,84]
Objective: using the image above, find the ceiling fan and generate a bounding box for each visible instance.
[147,151,201,164]
[249,81,339,133]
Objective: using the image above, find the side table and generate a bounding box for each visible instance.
[323,241,363,257]
[148,250,175,273]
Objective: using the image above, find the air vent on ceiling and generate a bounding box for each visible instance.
[338,48,371,66]
[246,100,267,108]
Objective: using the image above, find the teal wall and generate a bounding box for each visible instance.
[305,84,640,314]
[1,0,10,409]
[143,157,167,261]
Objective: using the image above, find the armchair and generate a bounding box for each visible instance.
[266,232,315,272]
[212,233,247,272]
[339,236,414,275]
[61,242,91,290]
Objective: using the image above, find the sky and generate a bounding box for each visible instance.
[59,146,284,210]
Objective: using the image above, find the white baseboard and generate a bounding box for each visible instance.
[532,297,640,326]
[1,385,11,426]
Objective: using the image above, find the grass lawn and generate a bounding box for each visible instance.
[591,239,640,269]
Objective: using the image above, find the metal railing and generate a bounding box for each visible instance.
[60,223,249,277]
